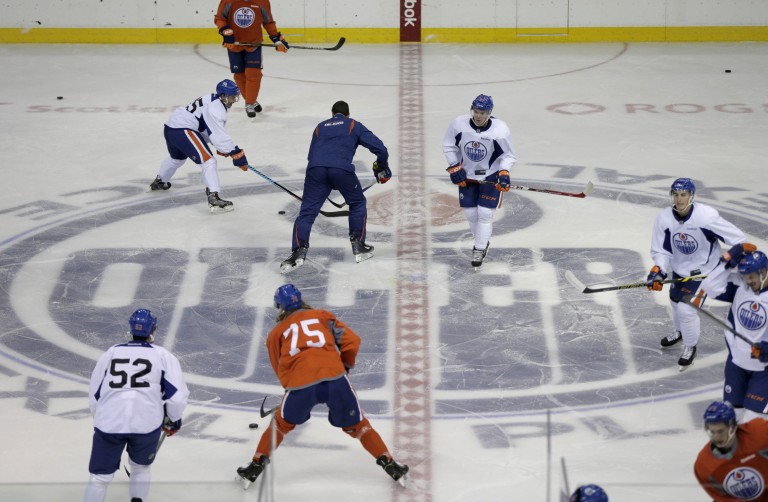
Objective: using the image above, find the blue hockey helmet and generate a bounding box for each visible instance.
[703,401,736,426]
[670,177,696,194]
[129,309,157,338]
[570,484,608,502]
[471,94,493,112]
[216,79,240,97]
[274,284,303,311]
[738,250,768,275]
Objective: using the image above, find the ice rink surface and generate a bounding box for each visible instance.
[0,40,767,501]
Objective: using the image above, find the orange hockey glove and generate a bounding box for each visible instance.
[645,265,667,291]
[446,163,467,187]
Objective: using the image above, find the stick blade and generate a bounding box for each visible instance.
[564,270,587,293]
[581,181,594,197]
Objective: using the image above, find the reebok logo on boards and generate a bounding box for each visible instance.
[403,0,418,26]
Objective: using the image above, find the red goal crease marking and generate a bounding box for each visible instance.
[394,44,432,501]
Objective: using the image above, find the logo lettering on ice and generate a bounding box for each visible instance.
[672,232,698,254]
[463,141,487,162]
[724,467,764,500]
[737,301,767,331]
[403,0,418,27]
[234,7,255,28]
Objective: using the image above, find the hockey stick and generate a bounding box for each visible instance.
[466,179,594,198]
[234,37,346,51]
[125,431,167,478]
[684,298,762,357]
[325,182,377,208]
[260,396,278,418]
[246,165,350,217]
[565,270,708,294]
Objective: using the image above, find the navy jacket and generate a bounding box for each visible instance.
[307,113,388,172]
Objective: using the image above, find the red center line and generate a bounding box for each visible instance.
[394,43,432,502]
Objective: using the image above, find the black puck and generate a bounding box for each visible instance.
[278,210,286,215]
[725,69,731,73]
[249,423,259,429]
[57,96,63,100]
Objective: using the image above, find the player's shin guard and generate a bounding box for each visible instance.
[83,473,114,502]
[127,460,151,501]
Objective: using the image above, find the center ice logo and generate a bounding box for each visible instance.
[234,7,255,28]
[724,467,764,500]
[737,301,767,331]
[463,141,487,162]
[672,232,698,254]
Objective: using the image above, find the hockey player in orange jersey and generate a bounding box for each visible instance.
[694,401,768,501]
[236,284,409,488]
[214,0,289,117]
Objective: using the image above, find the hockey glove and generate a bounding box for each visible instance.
[229,147,248,171]
[645,265,667,291]
[446,163,467,187]
[162,416,182,436]
[372,161,391,184]
[219,25,235,49]
[752,341,768,363]
[724,242,757,269]
[495,170,511,192]
[269,33,289,52]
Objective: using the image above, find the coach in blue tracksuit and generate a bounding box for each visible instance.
[279,101,392,273]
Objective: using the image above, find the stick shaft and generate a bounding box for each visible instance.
[234,37,345,51]
[326,182,376,208]
[581,274,707,293]
[246,165,349,217]
[466,179,593,198]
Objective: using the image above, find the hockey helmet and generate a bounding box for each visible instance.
[216,79,240,108]
[470,94,493,112]
[570,484,608,502]
[129,309,157,338]
[274,284,303,311]
[670,178,696,195]
[738,250,768,275]
[703,401,736,427]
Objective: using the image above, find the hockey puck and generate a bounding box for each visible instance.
[57,96,63,100]
[278,210,286,215]
[249,423,259,429]
[725,69,731,73]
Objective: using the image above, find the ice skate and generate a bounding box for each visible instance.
[472,241,490,269]
[660,330,682,348]
[376,455,409,487]
[149,175,171,191]
[245,102,262,118]
[678,345,697,371]
[206,188,234,214]
[236,455,269,490]
[131,498,143,502]
[351,236,374,263]
[280,245,309,273]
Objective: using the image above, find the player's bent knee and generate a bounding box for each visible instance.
[275,413,296,435]
[343,417,372,439]
[89,472,115,486]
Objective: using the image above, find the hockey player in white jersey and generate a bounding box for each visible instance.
[84,309,189,502]
[693,247,768,421]
[442,94,516,268]
[150,79,249,213]
[646,178,745,369]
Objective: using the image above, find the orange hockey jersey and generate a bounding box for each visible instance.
[694,419,768,501]
[214,0,280,51]
[266,308,361,390]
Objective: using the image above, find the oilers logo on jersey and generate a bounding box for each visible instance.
[463,141,487,163]
[234,7,255,28]
[723,467,764,500]
[672,232,698,254]
[737,301,767,331]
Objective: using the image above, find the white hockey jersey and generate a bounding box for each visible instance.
[442,115,516,181]
[89,340,189,434]
[165,93,237,155]
[650,203,745,277]
[701,263,768,371]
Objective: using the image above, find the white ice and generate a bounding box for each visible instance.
[0,41,767,501]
